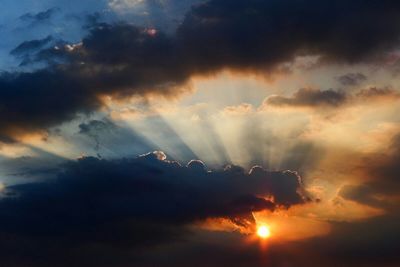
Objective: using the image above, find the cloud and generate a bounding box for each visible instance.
[10,36,57,67]
[222,103,254,116]
[107,0,203,32]
[361,133,400,198]
[335,130,400,213]
[301,207,400,267]
[264,88,347,108]
[144,214,400,267]
[355,86,400,99]
[0,151,308,266]
[75,118,157,158]
[20,8,59,23]
[262,86,400,109]
[339,184,383,208]
[177,0,400,66]
[336,73,367,86]
[79,119,118,151]
[0,69,102,140]
[10,36,53,56]
[2,0,400,139]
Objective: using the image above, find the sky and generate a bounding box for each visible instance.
[0,0,400,266]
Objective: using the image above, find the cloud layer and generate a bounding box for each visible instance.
[0,151,307,266]
[1,0,400,139]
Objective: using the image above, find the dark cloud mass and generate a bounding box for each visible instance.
[0,151,306,266]
[1,0,400,138]
[0,69,101,140]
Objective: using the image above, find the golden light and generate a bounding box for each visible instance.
[257,225,271,239]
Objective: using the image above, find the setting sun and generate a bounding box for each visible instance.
[257,225,271,239]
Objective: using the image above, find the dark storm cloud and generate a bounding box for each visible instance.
[265,88,347,107]
[3,0,400,138]
[177,0,400,68]
[336,73,367,86]
[0,69,101,140]
[0,151,307,266]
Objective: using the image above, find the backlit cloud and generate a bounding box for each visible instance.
[2,0,400,139]
[0,151,308,266]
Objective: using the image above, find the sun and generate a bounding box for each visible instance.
[257,225,271,239]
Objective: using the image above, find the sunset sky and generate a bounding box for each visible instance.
[0,1,400,266]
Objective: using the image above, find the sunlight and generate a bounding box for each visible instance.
[257,225,271,239]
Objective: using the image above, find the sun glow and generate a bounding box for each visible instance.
[257,225,271,239]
